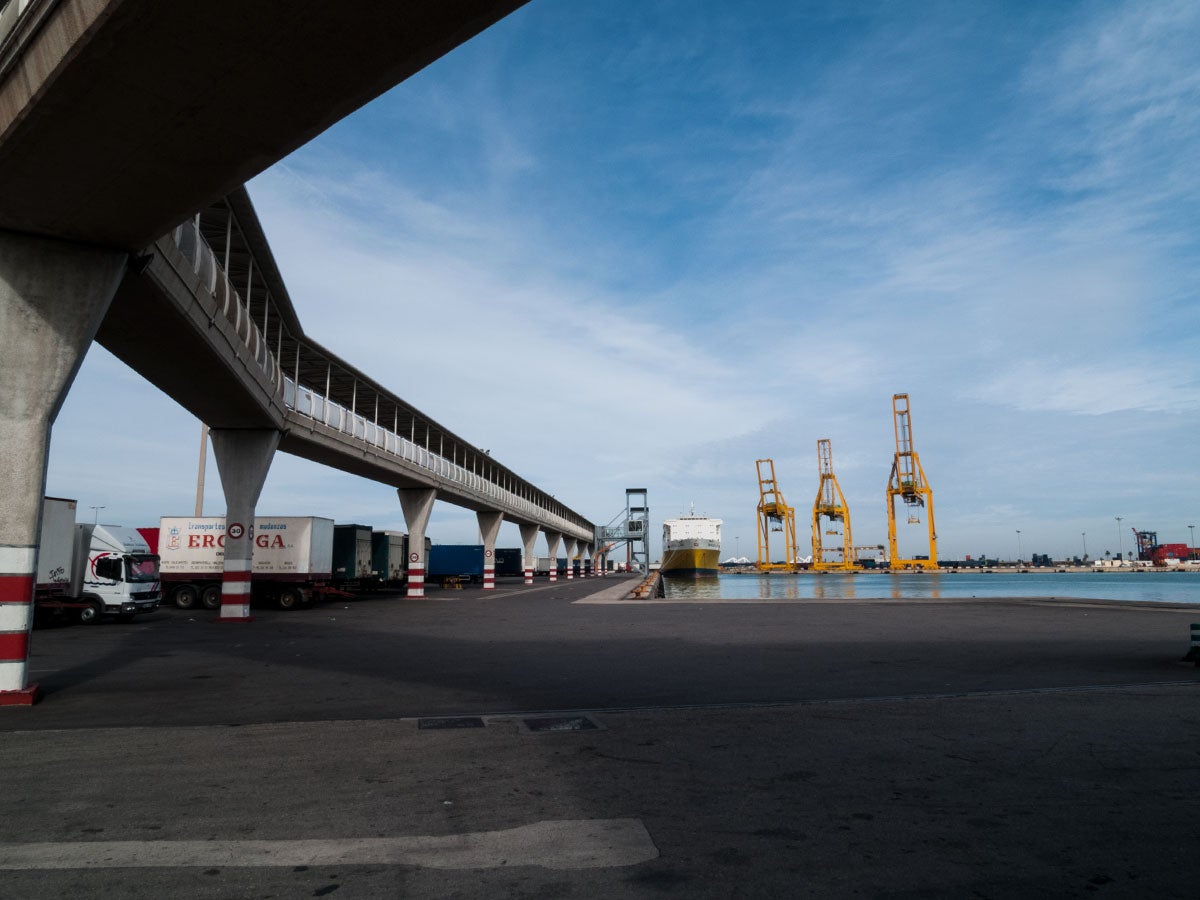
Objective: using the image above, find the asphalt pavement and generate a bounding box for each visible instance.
[2,575,1198,898]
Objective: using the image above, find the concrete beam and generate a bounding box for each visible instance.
[544,531,562,584]
[564,539,578,581]
[209,429,280,622]
[0,231,125,701]
[476,511,503,591]
[398,489,436,598]
[518,524,539,586]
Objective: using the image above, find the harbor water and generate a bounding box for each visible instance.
[661,570,1200,604]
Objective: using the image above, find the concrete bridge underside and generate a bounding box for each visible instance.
[0,0,528,248]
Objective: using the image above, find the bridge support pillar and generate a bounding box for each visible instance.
[583,544,593,577]
[564,539,577,580]
[544,531,562,583]
[210,429,280,622]
[0,232,126,704]
[477,511,503,591]
[518,524,538,585]
[399,488,436,598]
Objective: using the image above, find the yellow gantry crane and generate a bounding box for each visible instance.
[812,439,858,571]
[885,393,938,570]
[755,458,799,571]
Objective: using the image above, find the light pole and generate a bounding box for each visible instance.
[1081,532,1087,561]
[1015,529,1022,565]
[1115,516,1123,562]
[1190,524,1196,560]
[735,536,740,559]
[89,505,105,525]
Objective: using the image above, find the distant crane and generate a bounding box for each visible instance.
[811,439,858,571]
[755,458,799,571]
[885,393,938,570]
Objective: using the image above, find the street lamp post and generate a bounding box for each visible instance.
[1115,516,1123,562]
[1190,524,1196,560]
[89,505,105,525]
[1081,532,1087,561]
[1015,529,1022,565]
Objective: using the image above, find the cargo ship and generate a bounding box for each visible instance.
[660,507,722,576]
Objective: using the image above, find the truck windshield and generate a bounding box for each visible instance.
[125,555,160,583]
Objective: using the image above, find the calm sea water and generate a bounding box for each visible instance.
[661,570,1200,604]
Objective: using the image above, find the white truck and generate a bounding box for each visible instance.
[155,516,335,611]
[36,497,162,624]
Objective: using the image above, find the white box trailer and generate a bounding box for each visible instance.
[36,497,76,597]
[157,516,334,611]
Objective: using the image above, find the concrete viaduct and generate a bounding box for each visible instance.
[0,0,601,706]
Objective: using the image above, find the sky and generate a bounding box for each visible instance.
[46,0,1200,563]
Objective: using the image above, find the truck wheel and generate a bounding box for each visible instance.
[200,585,222,610]
[173,584,199,610]
[78,601,104,625]
[277,588,302,610]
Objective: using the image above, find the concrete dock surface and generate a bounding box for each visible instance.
[2,575,1198,898]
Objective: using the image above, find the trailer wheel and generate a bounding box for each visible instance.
[200,585,222,610]
[78,601,104,625]
[277,588,302,611]
[173,584,199,610]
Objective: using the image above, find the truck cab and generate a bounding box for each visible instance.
[72,524,162,623]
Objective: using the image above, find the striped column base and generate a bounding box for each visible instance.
[407,567,425,598]
[0,554,36,698]
[1184,623,1200,662]
[217,565,253,622]
[483,565,495,590]
[549,572,557,583]
[0,682,40,706]
[566,569,574,580]
[524,567,533,585]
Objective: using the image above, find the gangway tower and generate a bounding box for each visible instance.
[885,393,938,570]
[598,489,650,575]
[756,458,799,571]
[812,439,858,572]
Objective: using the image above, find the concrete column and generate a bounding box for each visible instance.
[544,531,562,583]
[210,429,280,622]
[519,523,538,585]
[477,511,503,591]
[399,488,436,598]
[583,543,593,577]
[0,232,125,704]
[564,538,578,580]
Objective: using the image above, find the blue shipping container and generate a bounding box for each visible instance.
[428,545,485,581]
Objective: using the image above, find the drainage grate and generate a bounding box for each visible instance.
[523,715,599,733]
[417,716,486,730]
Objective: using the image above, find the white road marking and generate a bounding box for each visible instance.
[0,819,657,871]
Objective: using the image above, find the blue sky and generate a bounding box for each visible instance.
[48,0,1200,562]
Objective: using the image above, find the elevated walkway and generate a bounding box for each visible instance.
[100,188,593,542]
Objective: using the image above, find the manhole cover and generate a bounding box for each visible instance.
[523,715,599,733]
[417,717,486,730]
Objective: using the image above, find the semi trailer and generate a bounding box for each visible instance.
[156,516,335,610]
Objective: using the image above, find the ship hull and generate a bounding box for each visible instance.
[660,546,720,576]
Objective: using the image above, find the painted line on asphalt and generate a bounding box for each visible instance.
[0,819,657,871]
